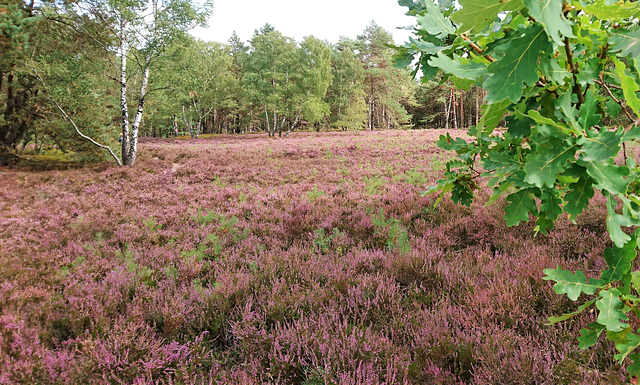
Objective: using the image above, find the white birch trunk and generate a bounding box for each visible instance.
[273,111,277,137]
[285,107,303,138]
[126,64,149,165]
[120,21,131,165]
[278,113,286,137]
[264,106,271,136]
[183,105,193,138]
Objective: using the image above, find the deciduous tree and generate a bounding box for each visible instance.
[77,0,212,164]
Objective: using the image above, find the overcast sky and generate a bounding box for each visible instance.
[191,0,416,45]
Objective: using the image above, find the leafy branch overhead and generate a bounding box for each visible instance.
[399,0,640,377]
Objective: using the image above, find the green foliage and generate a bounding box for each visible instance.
[542,268,604,301]
[313,228,344,254]
[364,175,387,195]
[401,0,640,376]
[372,210,410,255]
[157,38,238,138]
[182,234,222,262]
[360,22,416,130]
[241,30,333,136]
[306,186,326,201]
[142,216,163,231]
[484,24,552,103]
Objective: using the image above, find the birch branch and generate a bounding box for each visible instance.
[35,74,123,166]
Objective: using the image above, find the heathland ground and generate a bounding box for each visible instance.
[0,130,627,383]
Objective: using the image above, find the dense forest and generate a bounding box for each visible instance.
[0,0,484,165]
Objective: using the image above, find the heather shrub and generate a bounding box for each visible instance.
[0,130,622,383]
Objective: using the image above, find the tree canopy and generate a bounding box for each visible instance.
[2,6,425,165]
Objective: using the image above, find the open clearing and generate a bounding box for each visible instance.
[0,130,622,384]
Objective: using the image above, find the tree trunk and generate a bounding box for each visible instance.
[475,86,480,126]
[120,24,132,166]
[278,114,286,137]
[452,89,458,130]
[460,91,464,128]
[444,94,451,130]
[183,105,195,138]
[285,108,303,137]
[125,64,149,164]
[274,111,278,137]
[369,81,374,130]
[264,106,271,137]
[173,115,179,137]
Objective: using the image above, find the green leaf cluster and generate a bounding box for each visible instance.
[401,0,640,376]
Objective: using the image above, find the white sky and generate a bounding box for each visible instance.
[191,0,416,45]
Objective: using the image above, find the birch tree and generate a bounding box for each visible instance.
[164,39,237,138]
[79,0,212,165]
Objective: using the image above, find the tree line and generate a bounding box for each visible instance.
[1,0,484,165]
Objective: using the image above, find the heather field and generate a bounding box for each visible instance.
[0,130,627,384]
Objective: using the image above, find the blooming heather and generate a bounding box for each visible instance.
[0,130,626,384]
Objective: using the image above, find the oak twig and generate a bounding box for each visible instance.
[462,36,495,63]
[564,37,585,108]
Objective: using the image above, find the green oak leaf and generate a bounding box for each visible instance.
[523,0,574,46]
[417,1,455,38]
[613,58,640,117]
[631,271,640,294]
[524,138,576,188]
[628,354,640,376]
[539,55,571,84]
[393,51,414,68]
[578,89,603,131]
[578,322,605,350]
[576,58,602,87]
[596,289,629,332]
[408,37,448,54]
[452,0,524,33]
[437,133,469,152]
[548,300,597,325]
[577,129,622,162]
[607,194,634,248]
[428,53,487,80]
[450,76,476,90]
[504,188,538,226]
[585,160,630,195]
[610,28,640,59]
[481,99,511,132]
[564,176,595,220]
[606,98,623,118]
[542,268,605,301]
[537,188,563,233]
[398,0,423,12]
[420,55,440,78]
[451,179,474,206]
[623,126,640,142]
[505,115,533,138]
[540,188,563,219]
[556,90,578,127]
[602,235,638,283]
[484,24,551,103]
[582,0,640,21]
[623,196,640,226]
[527,110,568,133]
